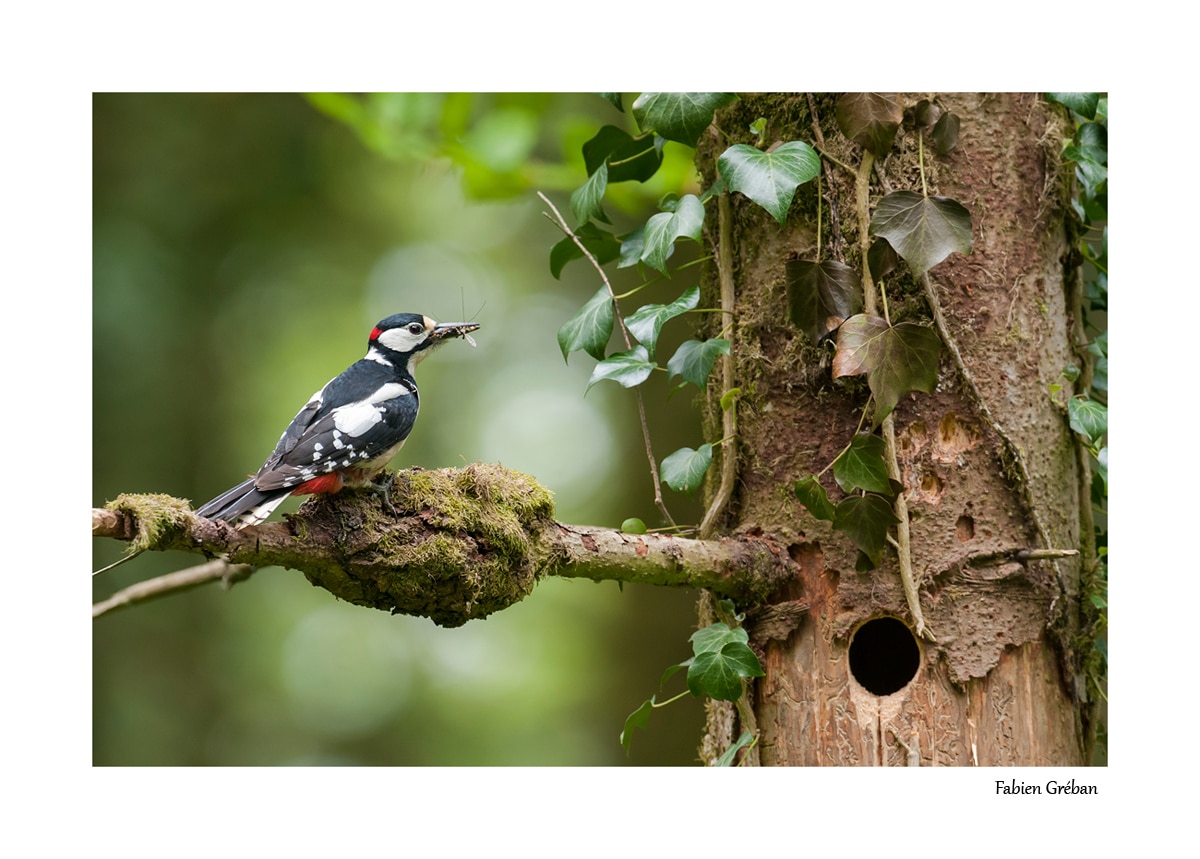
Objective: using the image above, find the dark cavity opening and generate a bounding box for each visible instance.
[848,617,920,696]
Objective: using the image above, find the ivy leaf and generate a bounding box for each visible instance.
[690,622,745,654]
[1093,447,1108,497]
[835,93,903,155]
[1068,396,1107,446]
[785,258,861,344]
[631,92,737,147]
[586,345,657,392]
[687,642,765,701]
[640,194,705,274]
[717,142,820,226]
[867,238,900,282]
[617,226,645,269]
[549,223,621,279]
[833,494,899,568]
[667,338,730,388]
[716,731,755,767]
[910,99,941,128]
[932,111,960,155]
[620,517,647,535]
[626,285,700,357]
[794,475,836,521]
[869,191,973,275]
[557,285,613,362]
[661,444,714,493]
[569,161,609,225]
[582,125,662,183]
[598,92,624,112]
[620,698,654,753]
[833,315,942,424]
[1045,92,1099,120]
[833,434,893,495]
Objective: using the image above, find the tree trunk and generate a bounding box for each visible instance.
[696,93,1089,766]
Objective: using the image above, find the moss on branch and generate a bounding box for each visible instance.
[96,464,795,626]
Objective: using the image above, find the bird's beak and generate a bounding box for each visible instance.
[431,321,480,346]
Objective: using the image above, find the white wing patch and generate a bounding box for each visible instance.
[366,382,411,404]
[332,402,384,437]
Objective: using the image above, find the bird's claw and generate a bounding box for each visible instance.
[370,471,398,516]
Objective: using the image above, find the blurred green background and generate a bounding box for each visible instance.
[92,93,717,765]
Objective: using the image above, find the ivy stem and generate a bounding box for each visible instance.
[854,154,932,640]
[815,169,823,263]
[538,192,676,527]
[699,191,739,540]
[653,690,690,708]
[919,132,928,197]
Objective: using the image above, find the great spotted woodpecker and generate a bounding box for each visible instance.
[195,313,479,528]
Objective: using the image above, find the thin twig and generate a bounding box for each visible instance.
[806,93,845,261]
[700,191,738,539]
[93,559,256,619]
[856,152,931,640]
[537,192,675,526]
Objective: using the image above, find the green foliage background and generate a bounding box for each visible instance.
[91,93,710,765]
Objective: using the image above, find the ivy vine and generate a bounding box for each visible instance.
[544,92,1103,760]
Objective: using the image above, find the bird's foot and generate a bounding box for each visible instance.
[369,471,398,516]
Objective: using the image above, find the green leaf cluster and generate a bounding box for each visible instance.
[1047,93,1107,755]
[620,614,763,755]
[553,93,830,511]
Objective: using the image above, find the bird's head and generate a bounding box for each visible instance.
[367,313,480,372]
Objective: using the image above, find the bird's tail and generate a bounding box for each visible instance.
[194,478,291,529]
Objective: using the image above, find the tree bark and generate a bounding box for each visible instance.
[695,93,1089,765]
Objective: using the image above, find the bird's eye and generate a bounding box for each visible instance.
[408,323,424,335]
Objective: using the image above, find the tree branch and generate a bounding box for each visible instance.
[93,464,795,624]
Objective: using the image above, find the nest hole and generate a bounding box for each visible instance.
[848,616,920,696]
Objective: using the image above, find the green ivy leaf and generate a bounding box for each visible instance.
[631,92,738,147]
[626,285,700,357]
[932,111,960,155]
[620,698,654,752]
[1046,92,1100,120]
[785,258,861,343]
[1093,447,1108,497]
[687,641,765,701]
[617,226,645,269]
[835,93,903,155]
[690,622,745,654]
[832,315,942,424]
[867,238,900,282]
[869,191,973,275]
[640,194,705,273]
[620,517,647,535]
[557,285,613,362]
[661,444,714,493]
[598,92,624,112]
[582,125,662,183]
[833,494,899,568]
[717,142,820,226]
[667,338,730,388]
[720,387,741,411]
[569,160,609,225]
[586,345,657,392]
[716,731,755,767]
[794,475,836,521]
[833,435,894,495]
[549,223,621,279]
[1068,396,1107,445]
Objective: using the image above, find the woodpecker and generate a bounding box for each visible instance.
[195,313,479,528]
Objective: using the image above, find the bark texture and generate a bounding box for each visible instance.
[696,93,1086,766]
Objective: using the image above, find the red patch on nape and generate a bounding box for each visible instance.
[291,473,344,497]
[369,326,382,341]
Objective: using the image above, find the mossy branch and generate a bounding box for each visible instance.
[93,464,795,625]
